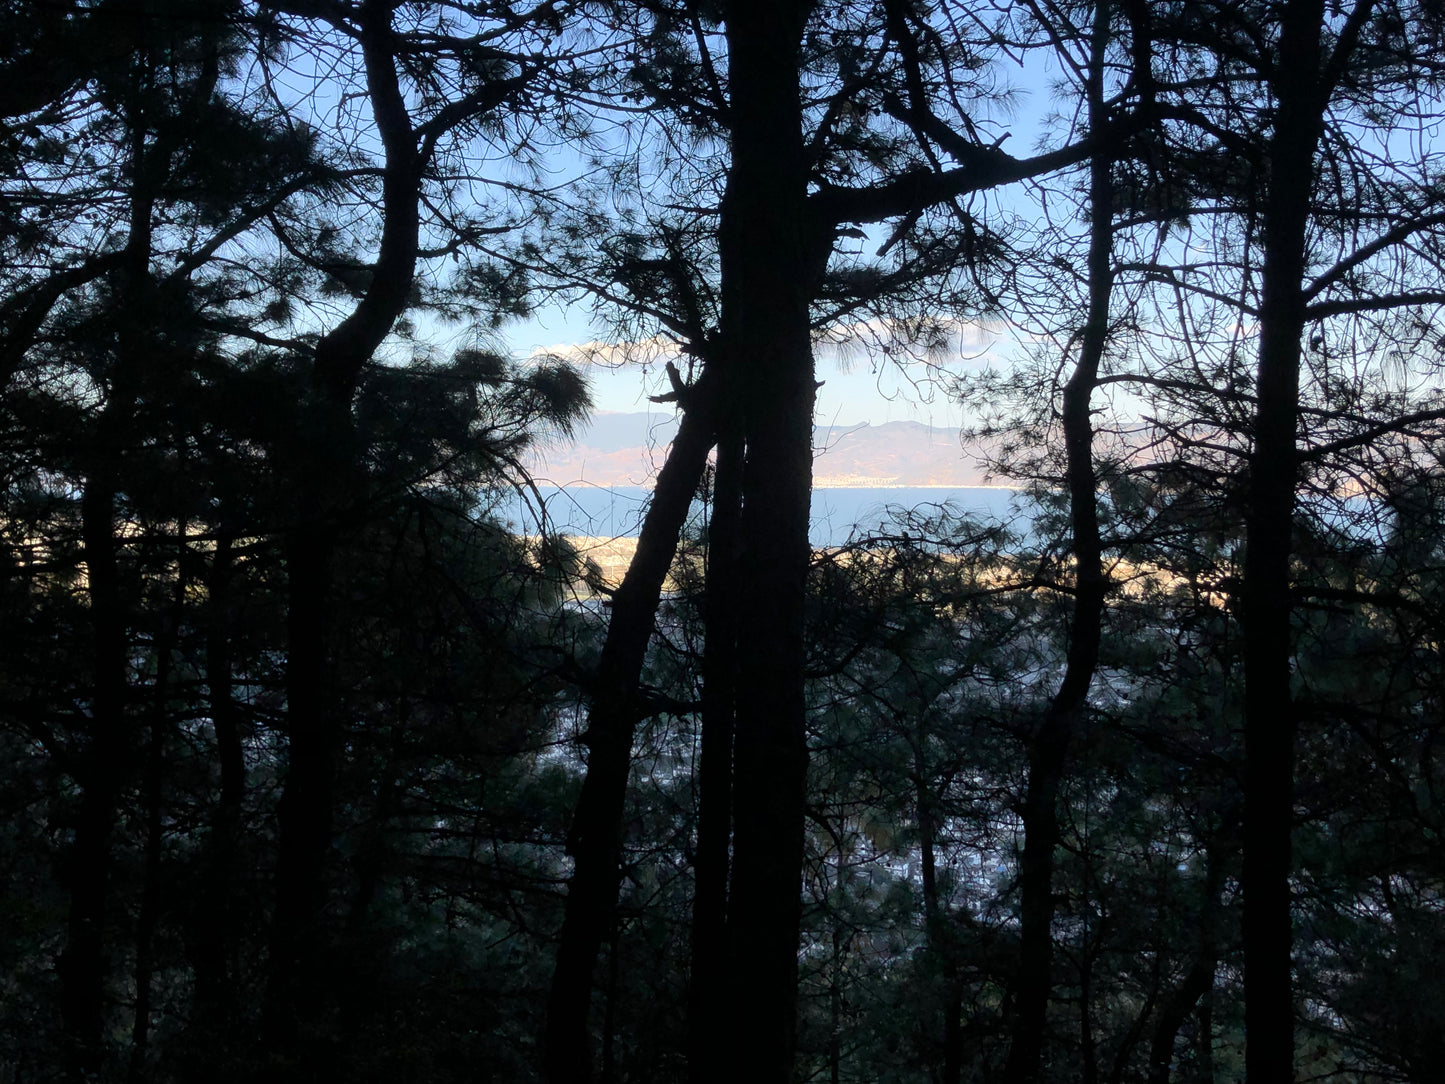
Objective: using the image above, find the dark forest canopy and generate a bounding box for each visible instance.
[2,1,1444,1082]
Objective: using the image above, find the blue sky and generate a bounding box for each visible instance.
[499,44,1075,429]
[510,305,1025,427]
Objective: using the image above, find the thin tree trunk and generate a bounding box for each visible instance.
[61,478,130,1082]
[335,721,406,1040]
[915,736,963,1084]
[1081,943,1099,1084]
[1004,7,1114,1076]
[60,90,157,1074]
[129,566,182,1084]
[193,531,244,1021]
[1196,985,1214,1083]
[1239,6,1324,1082]
[829,925,845,1084]
[346,743,401,937]
[688,414,741,1084]
[600,920,621,1084]
[545,397,716,1083]
[1146,953,1218,1084]
[1142,847,1221,1084]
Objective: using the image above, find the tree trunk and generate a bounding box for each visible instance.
[59,73,158,1076]
[688,412,742,1084]
[545,397,717,1083]
[1239,5,1324,1081]
[1081,940,1099,1084]
[717,5,819,1080]
[829,925,845,1084]
[129,574,181,1084]
[263,516,338,1061]
[1196,985,1214,1083]
[1146,954,1218,1084]
[1147,852,1223,1084]
[61,479,130,1082]
[261,7,422,1064]
[915,738,963,1084]
[1004,8,1114,1076]
[193,531,244,1023]
[600,920,621,1084]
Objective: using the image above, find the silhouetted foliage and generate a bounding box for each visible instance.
[3,1,1445,1083]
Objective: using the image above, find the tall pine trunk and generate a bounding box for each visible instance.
[1239,4,1323,1080]
[262,4,422,1064]
[128,556,183,1084]
[62,478,130,1081]
[717,4,819,1078]
[60,95,157,1076]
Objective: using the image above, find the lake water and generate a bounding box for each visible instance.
[491,484,1401,553]
[495,485,1031,547]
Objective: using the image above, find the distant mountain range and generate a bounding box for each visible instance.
[524,411,993,488]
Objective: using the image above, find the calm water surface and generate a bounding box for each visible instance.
[497,485,1031,546]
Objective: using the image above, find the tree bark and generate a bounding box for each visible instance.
[717,4,820,1080]
[61,479,130,1082]
[545,394,717,1083]
[129,569,182,1084]
[1239,5,1324,1082]
[1004,7,1114,1076]
[915,737,964,1084]
[688,409,742,1084]
[1146,952,1218,1084]
[1146,856,1223,1084]
[262,4,422,1063]
[264,517,339,1059]
[59,81,158,1076]
[193,531,245,1022]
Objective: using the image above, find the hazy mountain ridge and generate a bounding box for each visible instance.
[526,412,991,487]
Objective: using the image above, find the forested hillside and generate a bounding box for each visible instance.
[2,2,1444,1083]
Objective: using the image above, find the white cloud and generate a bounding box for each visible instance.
[813,316,1010,368]
[529,336,682,369]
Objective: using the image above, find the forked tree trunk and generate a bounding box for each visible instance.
[1146,938,1218,1083]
